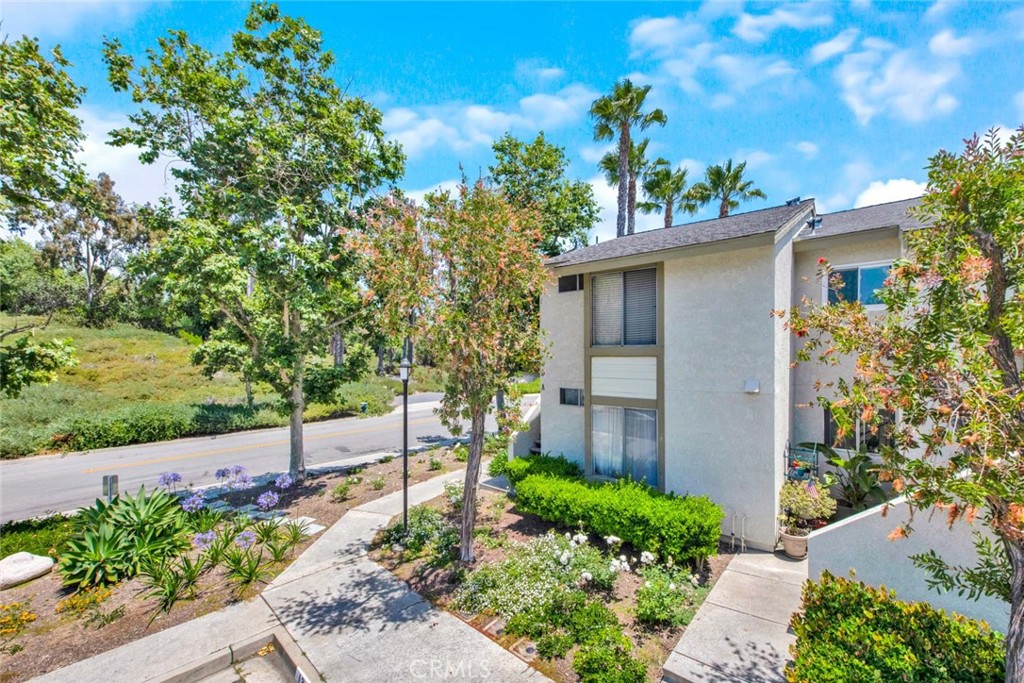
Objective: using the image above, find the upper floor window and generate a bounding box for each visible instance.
[825,408,895,453]
[558,274,584,293]
[826,262,891,307]
[592,268,657,346]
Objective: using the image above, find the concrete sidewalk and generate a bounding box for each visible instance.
[34,468,547,683]
[662,551,807,683]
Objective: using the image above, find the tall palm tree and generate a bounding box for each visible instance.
[638,158,699,229]
[600,139,650,236]
[690,159,767,219]
[590,79,667,237]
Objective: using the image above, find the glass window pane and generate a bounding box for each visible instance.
[859,265,889,305]
[624,269,657,345]
[592,273,623,345]
[624,408,658,486]
[828,268,859,305]
[860,410,895,452]
[592,405,623,477]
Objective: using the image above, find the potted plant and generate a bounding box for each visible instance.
[799,443,887,517]
[778,478,837,559]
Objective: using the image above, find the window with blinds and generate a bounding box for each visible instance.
[591,268,657,346]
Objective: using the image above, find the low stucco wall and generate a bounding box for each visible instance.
[808,498,1009,632]
[508,399,541,458]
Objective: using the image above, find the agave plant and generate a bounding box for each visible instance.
[59,524,132,588]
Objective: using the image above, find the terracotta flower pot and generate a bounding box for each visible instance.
[779,528,808,559]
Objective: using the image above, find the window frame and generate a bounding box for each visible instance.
[824,408,897,455]
[821,260,892,311]
[558,274,584,293]
[590,403,659,487]
[591,267,658,347]
[559,387,584,406]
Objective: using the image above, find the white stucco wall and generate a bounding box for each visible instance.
[791,232,903,446]
[662,244,779,550]
[539,277,585,467]
[808,498,1009,632]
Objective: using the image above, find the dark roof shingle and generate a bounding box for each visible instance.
[799,196,924,240]
[546,199,814,268]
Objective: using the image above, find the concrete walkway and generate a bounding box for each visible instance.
[662,551,807,683]
[34,468,547,683]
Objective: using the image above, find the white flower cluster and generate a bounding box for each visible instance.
[604,535,622,547]
[572,533,588,546]
[580,571,593,585]
[640,551,656,565]
[609,555,631,573]
[558,550,571,566]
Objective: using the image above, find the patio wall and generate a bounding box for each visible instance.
[807,497,1009,632]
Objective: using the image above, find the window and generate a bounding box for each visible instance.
[591,405,658,486]
[592,268,657,346]
[558,274,584,293]
[560,388,584,406]
[825,409,895,453]
[826,263,891,307]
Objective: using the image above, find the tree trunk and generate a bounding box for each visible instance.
[627,170,637,235]
[376,346,385,376]
[719,197,729,219]
[1006,539,1024,682]
[459,408,486,563]
[330,330,344,368]
[288,310,306,482]
[244,377,253,408]
[616,125,629,238]
[664,202,673,230]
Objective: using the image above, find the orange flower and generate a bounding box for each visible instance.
[888,526,907,541]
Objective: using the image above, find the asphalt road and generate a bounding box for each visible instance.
[0,392,519,523]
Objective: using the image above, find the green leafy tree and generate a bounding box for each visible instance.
[362,182,547,563]
[489,132,598,256]
[639,158,699,229]
[0,36,84,395]
[103,2,404,479]
[784,128,1024,680]
[690,158,766,219]
[599,139,651,234]
[0,35,86,227]
[41,173,150,325]
[589,80,666,237]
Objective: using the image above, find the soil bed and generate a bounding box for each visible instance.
[0,445,467,683]
[371,487,733,683]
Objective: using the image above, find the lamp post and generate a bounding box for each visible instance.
[399,353,412,535]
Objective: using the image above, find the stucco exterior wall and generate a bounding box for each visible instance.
[662,244,779,550]
[791,232,903,446]
[808,498,1009,631]
[539,278,585,468]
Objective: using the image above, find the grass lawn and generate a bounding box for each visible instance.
[0,315,444,457]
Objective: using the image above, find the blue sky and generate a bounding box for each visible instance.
[4,0,1023,242]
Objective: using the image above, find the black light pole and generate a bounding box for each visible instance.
[399,352,411,535]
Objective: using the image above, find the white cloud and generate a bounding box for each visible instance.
[384,84,596,158]
[537,67,565,80]
[713,54,796,93]
[736,149,774,169]
[1,0,147,39]
[733,5,832,43]
[628,16,707,57]
[76,107,180,206]
[659,44,716,94]
[928,29,976,58]
[809,28,860,64]
[710,93,736,109]
[795,141,819,159]
[580,144,614,164]
[404,179,461,207]
[514,59,565,83]
[835,46,960,125]
[854,179,926,208]
[924,0,961,21]
[587,174,662,243]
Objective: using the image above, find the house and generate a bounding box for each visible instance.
[538,196,924,552]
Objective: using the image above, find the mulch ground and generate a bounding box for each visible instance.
[0,445,467,683]
[371,487,735,683]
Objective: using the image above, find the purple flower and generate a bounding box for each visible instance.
[181,494,205,513]
[158,472,182,488]
[275,473,293,490]
[215,467,231,480]
[231,464,247,477]
[257,491,279,511]
[193,531,216,550]
[232,473,255,491]
[235,530,256,549]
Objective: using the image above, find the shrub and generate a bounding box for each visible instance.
[0,601,37,655]
[428,456,443,471]
[572,627,647,683]
[634,566,704,627]
[55,586,112,619]
[787,572,1004,683]
[380,506,455,556]
[370,475,386,491]
[505,453,582,486]
[515,475,723,563]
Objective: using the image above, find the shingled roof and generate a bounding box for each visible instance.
[798,196,924,241]
[546,199,815,268]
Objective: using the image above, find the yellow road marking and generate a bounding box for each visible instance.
[81,416,439,474]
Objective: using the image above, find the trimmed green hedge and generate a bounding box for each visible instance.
[514,474,723,563]
[787,572,1004,683]
[505,453,583,486]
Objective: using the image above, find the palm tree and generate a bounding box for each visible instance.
[599,139,651,236]
[638,158,699,229]
[590,79,667,237]
[690,159,767,219]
